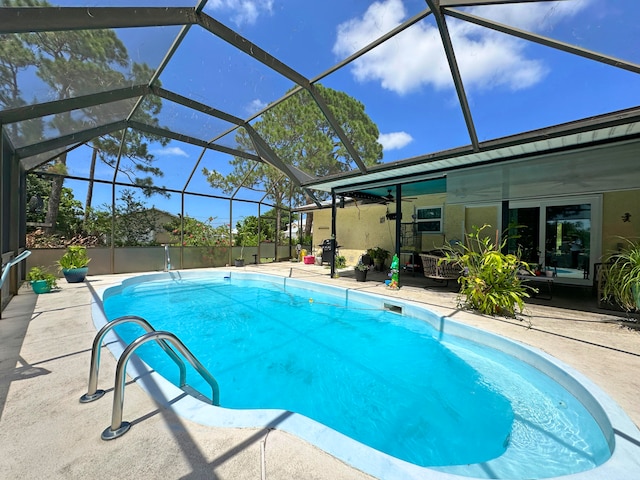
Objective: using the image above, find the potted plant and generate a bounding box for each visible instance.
[235,241,245,267]
[354,261,369,282]
[602,238,640,312]
[57,245,91,283]
[27,266,57,294]
[368,247,390,272]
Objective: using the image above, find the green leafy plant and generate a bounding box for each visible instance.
[235,237,245,261]
[165,215,231,247]
[27,266,57,289]
[367,247,390,262]
[442,225,533,317]
[367,247,390,271]
[602,238,640,312]
[57,245,91,270]
[354,261,369,271]
[334,255,347,269]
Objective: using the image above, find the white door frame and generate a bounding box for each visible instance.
[508,195,602,286]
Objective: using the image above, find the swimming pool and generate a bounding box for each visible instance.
[94,270,640,480]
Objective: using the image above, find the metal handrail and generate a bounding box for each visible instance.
[102,330,220,440]
[0,249,31,289]
[80,315,187,403]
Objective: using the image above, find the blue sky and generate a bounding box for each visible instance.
[45,0,640,227]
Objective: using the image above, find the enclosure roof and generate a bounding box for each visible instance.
[310,105,640,194]
[1,1,639,203]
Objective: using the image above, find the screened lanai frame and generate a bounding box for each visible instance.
[2,1,640,302]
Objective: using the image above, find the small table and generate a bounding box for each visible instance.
[517,274,553,300]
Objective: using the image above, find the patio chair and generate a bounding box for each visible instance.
[419,252,461,287]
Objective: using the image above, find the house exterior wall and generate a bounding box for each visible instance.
[602,189,640,255]
[316,197,504,266]
[313,202,392,265]
[312,141,640,277]
[465,205,501,242]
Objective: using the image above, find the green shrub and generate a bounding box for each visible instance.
[335,255,347,269]
[57,245,91,270]
[443,225,534,317]
[602,238,640,312]
[27,266,58,289]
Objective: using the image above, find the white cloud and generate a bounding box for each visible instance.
[152,146,189,158]
[468,0,591,33]
[246,98,268,114]
[333,0,590,95]
[379,131,413,150]
[205,0,274,26]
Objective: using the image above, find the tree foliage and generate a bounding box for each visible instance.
[235,216,276,246]
[83,189,161,246]
[164,216,231,247]
[26,174,83,236]
[203,85,383,235]
[110,189,159,247]
[0,21,43,143]
[2,0,168,235]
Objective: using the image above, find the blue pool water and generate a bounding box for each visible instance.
[102,273,612,479]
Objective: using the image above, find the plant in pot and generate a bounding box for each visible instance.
[354,261,369,282]
[235,241,245,267]
[27,266,57,294]
[368,247,390,272]
[602,238,640,312]
[57,245,91,283]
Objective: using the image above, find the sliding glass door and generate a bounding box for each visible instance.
[508,196,601,284]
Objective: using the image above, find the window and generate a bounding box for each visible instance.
[508,195,602,285]
[416,206,442,233]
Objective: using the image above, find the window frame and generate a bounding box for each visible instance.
[415,205,443,233]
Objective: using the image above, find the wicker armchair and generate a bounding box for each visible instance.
[419,253,461,286]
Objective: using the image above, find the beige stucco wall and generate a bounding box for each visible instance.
[313,194,486,265]
[602,189,640,256]
[464,205,499,232]
[465,205,500,244]
[312,202,393,265]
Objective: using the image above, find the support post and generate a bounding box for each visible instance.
[330,191,337,278]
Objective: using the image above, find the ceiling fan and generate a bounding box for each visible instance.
[381,189,417,204]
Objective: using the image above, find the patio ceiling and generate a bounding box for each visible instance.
[1,1,639,204]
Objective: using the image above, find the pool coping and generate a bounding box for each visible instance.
[91,270,640,480]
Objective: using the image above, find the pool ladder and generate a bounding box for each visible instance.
[80,315,219,440]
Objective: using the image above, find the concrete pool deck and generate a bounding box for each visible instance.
[1,263,639,479]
